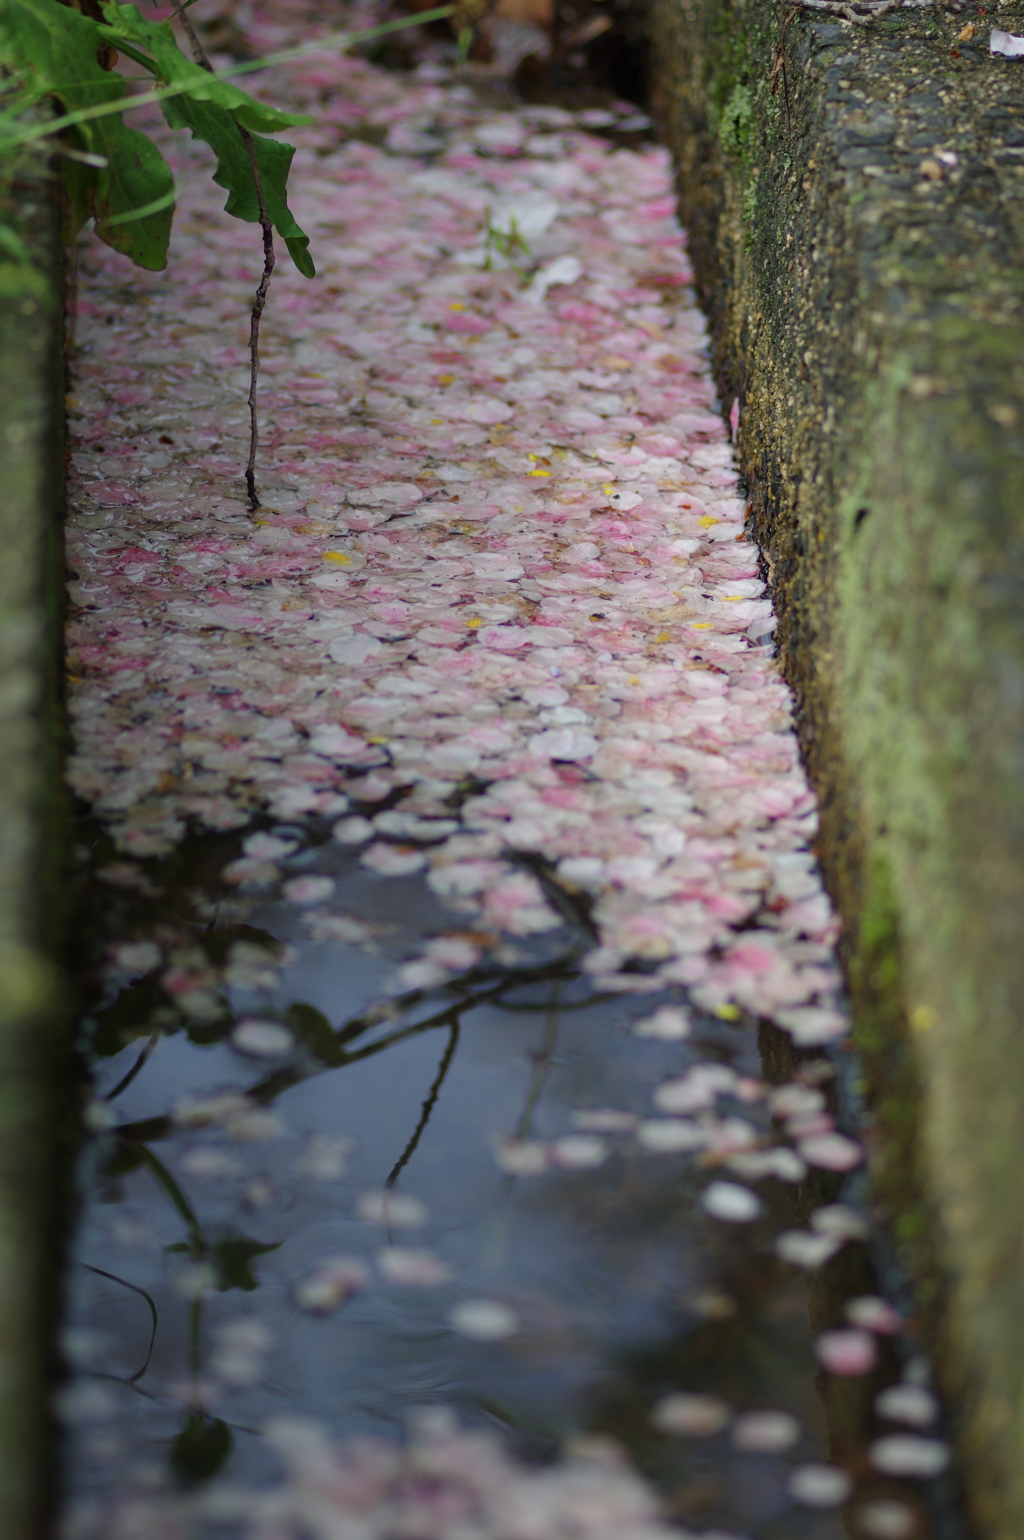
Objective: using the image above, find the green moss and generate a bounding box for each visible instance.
[650,2,1024,1527]
[741,172,759,234]
[894,1207,928,1245]
[719,82,754,158]
[0,163,71,1540]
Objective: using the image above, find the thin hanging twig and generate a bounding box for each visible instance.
[171,0,274,509]
[238,128,275,511]
[169,0,209,65]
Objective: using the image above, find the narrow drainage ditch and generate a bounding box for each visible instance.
[57,5,966,1537]
[63,820,957,1540]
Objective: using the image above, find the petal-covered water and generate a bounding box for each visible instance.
[60,8,960,1539]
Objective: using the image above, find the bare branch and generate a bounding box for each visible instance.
[238,128,275,511]
[170,0,275,510]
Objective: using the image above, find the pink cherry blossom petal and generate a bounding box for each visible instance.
[846,1296,904,1335]
[815,1329,877,1376]
[282,875,336,906]
[868,1435,950,1478]
[797,1133,864,1172]
[651,1393,731,1437]
[731,1410,801,1452]
[788,1464,853,1508]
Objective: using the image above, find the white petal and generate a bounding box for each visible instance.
[377,1247,451,1286]
[701,1182,762,1223]
[788,1464,853,1508]
[775,1230,841,1269]
[651,1393,730,1436]
[329,632,383,665]
[731,1410,801,1452]
[449,1300,518,1340]
[637,1118,705,1154]
[332,816,374,844]
[494,1139,548,1176]
[231,1019,294,1059]
[874,1384,938,1428]
[356,1190,428,1227]
[549,1134,608,1169]
[854,1498,917,1538]
[869,1435,950,1478]
[990,27,1024,56]
[632,1005,691,1040]
[798,1132,863,1171]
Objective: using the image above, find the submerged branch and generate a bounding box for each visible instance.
[386,1019,461,1187]
[83,1264,159,1384]
[112,953,584,1145]
[104,1031,160,1102]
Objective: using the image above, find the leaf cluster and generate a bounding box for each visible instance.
[0,0,314,273]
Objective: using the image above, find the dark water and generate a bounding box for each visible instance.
[60,818,961,1540]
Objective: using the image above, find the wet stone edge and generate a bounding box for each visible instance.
[649,2,1024,1536]
[0,132,77,1540]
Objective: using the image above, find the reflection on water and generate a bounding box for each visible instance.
[60,817,961,1540]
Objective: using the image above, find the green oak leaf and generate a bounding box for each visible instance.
[97,0,314,275]
[89,119,176,269]
[160,92,314,276]
[97,2,311,135]
[2,0,173,269]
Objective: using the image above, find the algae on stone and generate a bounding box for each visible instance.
[650,3,1024,1533]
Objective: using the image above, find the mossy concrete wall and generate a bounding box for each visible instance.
[0,153,70,1537]
[649,3,1024,1533]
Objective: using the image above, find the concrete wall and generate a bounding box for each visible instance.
[648,4,1024,1533]
[0,149,71,1538]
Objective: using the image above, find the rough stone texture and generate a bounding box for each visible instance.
[0,150,70,1538]
[649,3,1024,1533]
